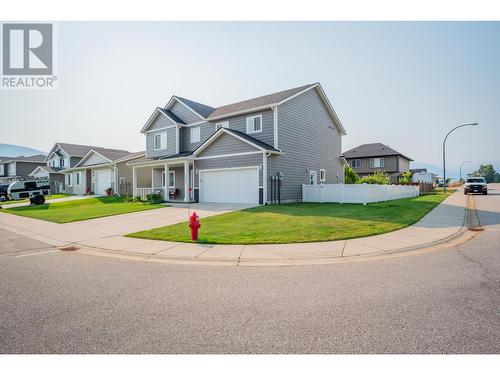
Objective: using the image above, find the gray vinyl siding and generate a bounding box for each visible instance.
[180,122,215,152]
[170,101,202,124]
[146,126,177,159]
[179,109,275,153]
[13,162,45,179]
[194,153,263,188]
[64,169,89,195]
[267,88,344,202]
[348,155,398,175]
[398,157,410,172]
[170,166,187,199]
[196,132,257,157]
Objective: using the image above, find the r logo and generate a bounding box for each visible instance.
[2,23,53,75]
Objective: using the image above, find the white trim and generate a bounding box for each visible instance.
[183,160,190,202]
[276,84,319,106]
[145,125,177,134]
[140,107,178,134]
[175,126,180,154]
[246,114,263,134]
[314,84,347,136]
[182,120,208,127]
[154,131,168,151]
[168,170,175,189]
[75,171,82,186]
[215,121,229,131]
[272,105,278,149]
[132,166,137,196]
[74,149,112,168]
[195,151,263,160]
[199,165,259,173]
[319,168,326,182]
[190,127,201,143]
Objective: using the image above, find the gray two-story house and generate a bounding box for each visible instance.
[129,83,347,204]
[0,154,46,184]
[342,143,413,183]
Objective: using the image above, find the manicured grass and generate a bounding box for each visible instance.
[1,196,164,223]
[127,193,451,245]
[0,193,71,205]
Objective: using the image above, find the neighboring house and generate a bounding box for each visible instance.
[37,142,143,195]
[63,149,144,195]
[342,143,413,183]
[129,82,347,204]
[0,154,46,184]
[412,171,436,185]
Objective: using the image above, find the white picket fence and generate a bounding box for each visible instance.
[302,183,419,205]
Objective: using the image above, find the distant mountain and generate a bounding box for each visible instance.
[0,143,45,158]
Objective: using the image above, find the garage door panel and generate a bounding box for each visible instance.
[200,167,259,204]
[95,170,112,195]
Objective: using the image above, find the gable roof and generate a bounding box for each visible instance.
[174,96,216,118]
[29,165,63,176]
[46,142,130,160]
[193,128,280,157]
[207,83,316,120]
[140,107,185,133]
[342,143,413,161]
[75,148,133,167]
[4,154,46,163]
[143,82,346,135]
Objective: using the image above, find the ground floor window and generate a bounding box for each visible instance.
[66,174,72,186]
[169,171,175,188]
[319,169,326,182]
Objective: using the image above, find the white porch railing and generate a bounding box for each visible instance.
[136,187,165,200]
[302,183,420,205]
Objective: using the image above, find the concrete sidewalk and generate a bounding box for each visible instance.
[77,191,470,266]
[0,194,95,209]
[0,191,470,266]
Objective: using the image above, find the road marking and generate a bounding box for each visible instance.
[15,249,59,258]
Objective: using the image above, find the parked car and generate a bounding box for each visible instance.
[464,177,488,195]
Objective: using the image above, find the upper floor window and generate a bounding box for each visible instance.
[370,157,385,168]
[61,158,65,167]
[8,163,15,175]
[215,121,229,131]
[351,159,361,169]
[190,127,201,143]
[246,114,262,134]
[154,131,167,150]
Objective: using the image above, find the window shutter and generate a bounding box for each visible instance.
[246,117,252,133]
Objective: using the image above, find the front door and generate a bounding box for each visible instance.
[309,170,318,185]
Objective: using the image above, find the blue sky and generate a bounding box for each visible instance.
[1,21,499,176]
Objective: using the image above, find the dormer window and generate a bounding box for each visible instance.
[60,158,65,167]
[246,114,262,134]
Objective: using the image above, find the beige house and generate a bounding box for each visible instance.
[342,143,413,183]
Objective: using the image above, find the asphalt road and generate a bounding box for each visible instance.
[1,186,499,354]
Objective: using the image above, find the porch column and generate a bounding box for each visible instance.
[132,166,137,197]
[164,163,169,201]
[184,160,189,202]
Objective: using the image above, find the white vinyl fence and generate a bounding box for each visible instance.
[302,183,419,205]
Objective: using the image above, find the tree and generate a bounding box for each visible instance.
[357,170,391,185]
[399,171,413,183]
[344,165,359,184]
[471,164,497,183]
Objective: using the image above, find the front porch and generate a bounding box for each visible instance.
[132,159,196,203]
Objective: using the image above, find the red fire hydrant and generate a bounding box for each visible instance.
[189,212,201,241]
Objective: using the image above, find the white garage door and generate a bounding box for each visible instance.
[200,167,259,204]
[94,170,112,195]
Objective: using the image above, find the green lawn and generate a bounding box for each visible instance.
[0,193,71,206]
[1,196,165,223]
[127,193,451,244]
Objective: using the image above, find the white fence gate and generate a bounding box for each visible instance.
[302,183,420,205]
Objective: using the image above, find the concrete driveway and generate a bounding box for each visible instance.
[0,202,253,246]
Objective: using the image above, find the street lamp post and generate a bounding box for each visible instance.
[459,160,472,182]
[443,123,479,193]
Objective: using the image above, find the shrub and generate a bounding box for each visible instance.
[357,170,391,185]
[399,171,413,183]
[123,195,134,203]
[133,196,143,203]
[146,193,164,204]
[344,166,359,184]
